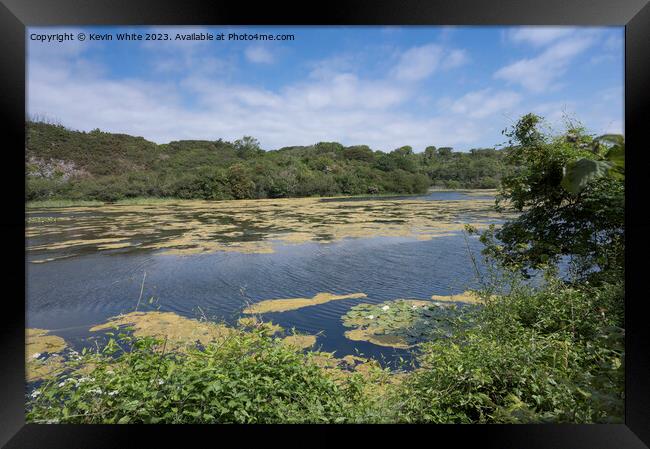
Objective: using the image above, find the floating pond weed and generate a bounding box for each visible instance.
[26,329,68,382]
[342,299,477,348]
[26,197,510,262]
[243,292,367,314]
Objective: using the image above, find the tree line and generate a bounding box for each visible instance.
[26,121,511,202]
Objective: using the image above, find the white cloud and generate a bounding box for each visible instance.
[308,54,358,80]
[528,101,579,127]
[444,89,522,118]
[392,44,444,81]
[494,34,595,92]
[506,26,575,47]
[391,43,469,81]
[27,52,484,151]
[442,49,469,70]
[591,33,623,65]
[603,119,624,135]
[26,28,619,152]
[287,73,410,110]
[245,46,274,64]
[138,26,229,75]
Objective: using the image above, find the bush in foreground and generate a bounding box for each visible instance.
[27,329,374,424]
[391,280,624,423]
[27,280,623,424]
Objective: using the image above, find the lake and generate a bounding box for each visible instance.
[26,190,510,368]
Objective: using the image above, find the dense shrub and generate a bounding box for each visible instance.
[26,121,513,203]
[391,280,624,423]
[483,114,625,278]
[27,329,374,424]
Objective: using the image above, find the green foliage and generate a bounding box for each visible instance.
[437,147,453,157]
[343,145,375,162]
[234,136,263,159]
[27,329,373,424]
[391,280,624,423]
[560,133,625,194]
[484,114,624,277]
[26,121,512,202]
[561,159,613,194]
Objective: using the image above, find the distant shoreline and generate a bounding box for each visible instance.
[26,188,497,209]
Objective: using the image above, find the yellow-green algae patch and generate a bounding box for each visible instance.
[26,195,514,261]
[96,242,134,250]
[243,292,367,314]
[281,334,318,350]
[30,255,75,264]
[156,240,275,256]
[26,328,67,382]
[89,311,233,352]
[430,290,486,305]
[462,189,498,196]
[344,329,411,349]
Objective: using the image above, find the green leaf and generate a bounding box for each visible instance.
[604,145,624,170]
[117,415,131,424]
[561,158,613,194]
[596,134,624,147]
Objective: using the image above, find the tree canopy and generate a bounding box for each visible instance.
[478,113,624,280]
[26,121,512,202]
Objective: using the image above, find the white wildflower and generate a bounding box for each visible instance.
[366,315,374,320]
[58,378,76,387]
[381,305,390,311]
[158,379,164,385]
[108,390,119,396]
[30,390,41,398]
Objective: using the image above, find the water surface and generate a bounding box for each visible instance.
[26,190,506,366]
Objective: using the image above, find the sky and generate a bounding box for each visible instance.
[27,26,624,152]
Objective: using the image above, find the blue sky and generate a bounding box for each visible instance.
[27,26,623,152]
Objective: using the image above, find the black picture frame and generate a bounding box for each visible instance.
[1,1,648,447]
